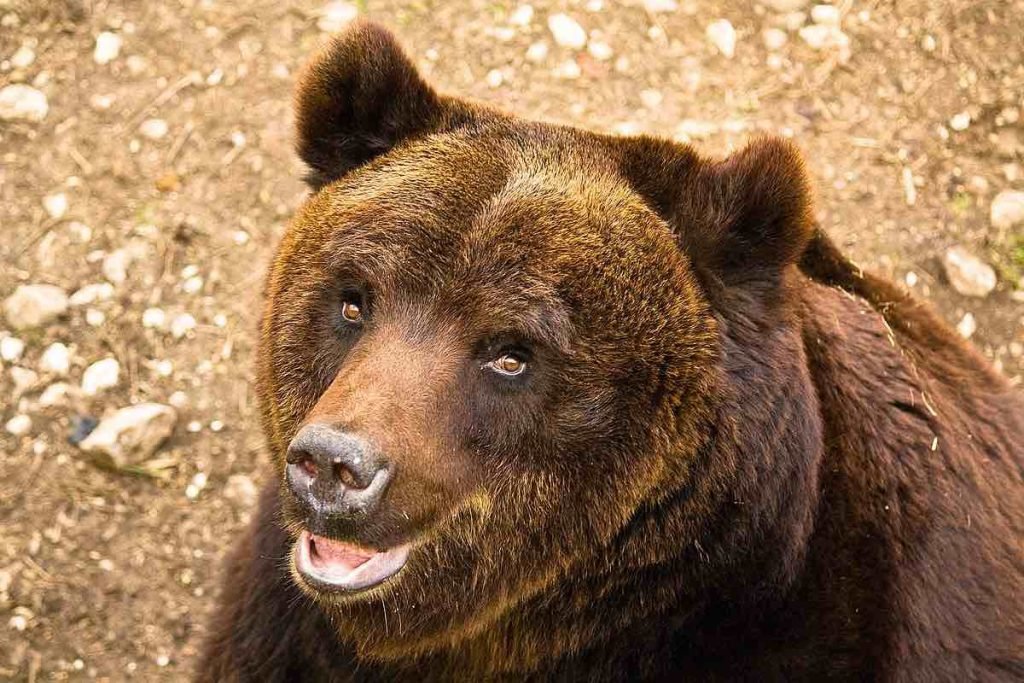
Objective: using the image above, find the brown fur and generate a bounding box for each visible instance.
[198,22,1024,682]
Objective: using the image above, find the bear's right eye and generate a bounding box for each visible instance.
[341,299,363,323]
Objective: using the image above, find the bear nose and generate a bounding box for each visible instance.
[285,424,391,518]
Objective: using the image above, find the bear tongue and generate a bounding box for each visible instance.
[309,534,376,573]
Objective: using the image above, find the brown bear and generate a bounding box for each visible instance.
[197,21,1024,682]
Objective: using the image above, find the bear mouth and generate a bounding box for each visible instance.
[294,530,410,593]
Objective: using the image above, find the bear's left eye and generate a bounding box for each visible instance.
[486,353,527,377]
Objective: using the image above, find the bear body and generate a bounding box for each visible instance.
[198,23,1024,682]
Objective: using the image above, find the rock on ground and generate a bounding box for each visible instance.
[81,357,120,395]
[0,84,49,122]
[548,14,587,49]
[78,403,178,469]
[706,19,737,58]
[990,190,1024,230]
[942,246,997,298]
[3,284,69,330]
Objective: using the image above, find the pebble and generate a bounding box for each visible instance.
[942,246,997,298]
[39,382,70,407]
[224,474,259,508]
[956,312,977,339]
[170,313,197,339]
[43,192,68,220]
[552,59,582,80]
[486,69,504,88]
[39,342,71,375]
[10,45,35,69]
[1,336,25,362]
[587,40,613,61]
[509,4,534,26]
[548,14,588,49]
[810,4,840,26]
[949,112,971,131]
[317,1,358,33]
[81,357,120,395]
[93,31,122,65]
[85,309,106,327]
[139,118,169,140]
[762,28,788,50]
[142,307,167,329]
[168,391,189,409]
[765,0,809,11]
[990,190,1024,230]
[3,284,69,330]
[186,471,208,500]
[643,0,677,11]
[706,19,737,58]
[5,414,32,437]
[69,282,114,307]
[0,84,48,122]
[10,366,38,395]
[526,41,549,63]
[78,403,178,469]
[798,24,851,61]
[102,248,133,284]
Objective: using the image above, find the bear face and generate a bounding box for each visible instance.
[257,22,819,665]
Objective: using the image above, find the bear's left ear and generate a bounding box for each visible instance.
[295,21,481,188]
[618,135,815,288]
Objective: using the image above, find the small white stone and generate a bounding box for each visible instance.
[0,84,48,123]
[186,471,208,500]
[548,14,588,49]
[509,4,534,26]
[102,249,132,284]
[674,119,718,141]
[78,403,177,468]
[905,271,919,287]
[69,282,114,307]
[43,193,68,220]
[139,118,169,140]
[706,19,737,58]
[142,308,167,329]
[990,190,1024,230]
[526,41,549,63]
[762,27,788,50]
[552,59,582,79]
[5,414,31,437]
[224,474,258,508]
[39,382,70,407]
[0,336,25,362]
[640,89,663,109]
[956,312,977,339]
[3,284,68,330]
[643,0,678,12]
[210,419,224,432]
[230,130,246,148]
[486,69,504,88]
[942,246,997,298]
[8,614,29,631]
[156,654,170,667]
[206,68,224,86]
[587,40,613,61]
[810,4,840,26]
[39,342,70,375]
[170,313,197,340]
[93,31,122,65]
[168,391,189,408]
[921,34,936,52]
[182,276,204,295]
[89,93,114,111]
[85,309,106,326]
[81,357,120,395]
[10,366,38,395]
[149,359,173,377]
[10,45,36,69]
[187,420,203,433]
[68,221,92,243]
[949,111,971,131]
[317,1,358,32]
[232,230,250,246]
[765,0,809,11]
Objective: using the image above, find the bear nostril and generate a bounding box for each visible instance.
[333,459,364,489]
[300,458,317,478]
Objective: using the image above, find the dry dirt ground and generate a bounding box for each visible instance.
[1,0,1022,679]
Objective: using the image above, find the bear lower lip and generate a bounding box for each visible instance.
[294,530,410,593]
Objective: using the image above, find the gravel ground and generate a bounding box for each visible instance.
[1,0,1022,679]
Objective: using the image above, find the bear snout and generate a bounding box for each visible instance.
[285,423,392,523]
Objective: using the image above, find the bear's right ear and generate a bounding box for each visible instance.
[295,21,479,189]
